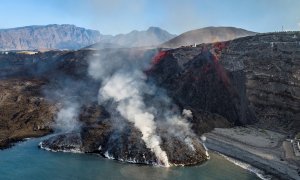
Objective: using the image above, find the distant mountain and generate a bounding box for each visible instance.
[161,27,256,48]
[0,24,175,51]
[84,42,124,50]
[0,24,103,50]
[99,27,176,48]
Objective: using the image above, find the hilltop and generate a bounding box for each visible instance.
[161,26,256,48]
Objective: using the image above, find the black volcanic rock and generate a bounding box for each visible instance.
[220,32,300,133]
[40,104,208,166]
[147,45,256,135]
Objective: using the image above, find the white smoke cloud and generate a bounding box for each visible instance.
[88,49,201,166]
[182,109,193,119]
[99,71,170,166]
[54,102,81,132]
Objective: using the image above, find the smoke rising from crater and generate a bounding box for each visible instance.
[88,48,199,166]
[100,71,169,166]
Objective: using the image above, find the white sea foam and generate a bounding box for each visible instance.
[104,151,115,160]
[39,142,83,154]
[219,153,272,180]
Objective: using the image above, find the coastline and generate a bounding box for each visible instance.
[204,127,300,180]
[2,126,300,180]
[218,152,271,180]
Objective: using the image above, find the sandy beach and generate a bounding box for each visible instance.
[204,126,300,180]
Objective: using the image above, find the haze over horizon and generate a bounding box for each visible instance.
[0,0,299,35]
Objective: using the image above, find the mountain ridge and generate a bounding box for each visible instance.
[90,26,176,49]
[0,24,103,51]
[0,24,176,50]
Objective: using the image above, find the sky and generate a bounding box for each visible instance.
[0,0,299,35]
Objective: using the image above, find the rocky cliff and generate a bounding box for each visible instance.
[220,32,300,133]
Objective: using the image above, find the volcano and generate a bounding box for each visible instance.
[0,32,299,168]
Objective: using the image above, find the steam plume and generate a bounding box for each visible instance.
[100,71,169,166]
[54,102,81,132]
[88,49,202,166]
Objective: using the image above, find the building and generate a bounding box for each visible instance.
[16,51,38,55]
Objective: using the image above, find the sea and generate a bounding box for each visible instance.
[0,136,265,180]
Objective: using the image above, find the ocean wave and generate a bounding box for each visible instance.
[39,142,83,154]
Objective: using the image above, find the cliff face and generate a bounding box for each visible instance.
[220,32,300,133]
[148,46,256,135]
[0,24,102,50]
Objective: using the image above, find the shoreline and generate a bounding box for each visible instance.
[204,127,300,180]
[217,152,271,180]
[2,127,300,180]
